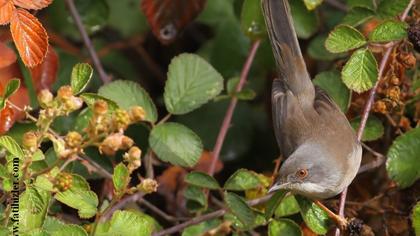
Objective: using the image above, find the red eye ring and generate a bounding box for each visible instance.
[296,169,308,179]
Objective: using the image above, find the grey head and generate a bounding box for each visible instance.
[269,141,361,199]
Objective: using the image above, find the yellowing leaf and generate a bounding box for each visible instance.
[13,0,53,10]
[10,8,48,67]
[0,0,14,25]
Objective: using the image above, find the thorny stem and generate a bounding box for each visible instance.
[335,1,415,235]
[207,40,261,176]
[153,194,273,236]
[64,0,110,84]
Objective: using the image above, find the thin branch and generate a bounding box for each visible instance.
[138,198,185,222]
[207,40,261,176]
[357,143,386,174]
[64,0,110,84]
[324,0,348,12]
[102,192,146,220]
[153,194,273,236]
[335,1,415,235]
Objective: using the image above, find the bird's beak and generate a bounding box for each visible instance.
[268,182,288,193]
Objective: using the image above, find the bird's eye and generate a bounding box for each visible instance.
[295,169,308,179]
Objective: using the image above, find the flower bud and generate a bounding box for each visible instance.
[37,89,53,108]
[22,131,38,151]
[124,146,142,172]
[113,109,130,130]
[138,179,158,194]
[57,86,73,100]
[121,136,134,150]
[93,100,108,115]
[65,131,83,148]
[129,106,146,122]
[99,133,123,156]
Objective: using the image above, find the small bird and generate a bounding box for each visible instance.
[262,0,362,227]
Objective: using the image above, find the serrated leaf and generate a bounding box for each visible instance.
[0,0,14,25]
[342,7,375,27]
[55,189,98,218]
[182,219,221,236]
[3,79,20,99]
[296,196,330,234]
[224,211,266,230]
[347,0,374,10]
[303,0,323,10]
[0,135,24,159]
[275,195,300,218]
[79,93,118,111]
[0,164,7,179]
[290,0,319,39]
[71,63,93,94]
[265,190,287,219]
[113,163,130,195]
[224,169,260,191]
[313,70,351,112]
[185,171,220,189]
[94,210,156,236]
[10,9,48,67]
[43,217,88,236]
[164,53,223,115]
[240,0,266,39]
[377,0,410,19]
[14,0,53,10]
[26,187,45,214]
[308,35,343,61]
[351,116,384,141]
[325,25,366,53]
[268,219,302,236]
[342,48,378,93]
[413,201,420,235]
[99,80,157,123]
[184,185,207,211]
[224,192,255,226]
[386,127,420,188]
[149,122,203,167]
[20,187,51,232]
[369,20,408,42]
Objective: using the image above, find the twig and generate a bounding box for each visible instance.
[138,198,184,222]
[153,194,273,236]
[64,0,110,84]
[102,192,145,220]
[358,143,386,174]
[207,40,261,176]
[335,1,415,235]
[79,153,113,179]
[324,0,348,12]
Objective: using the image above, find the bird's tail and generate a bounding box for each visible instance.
[262,0,314,101]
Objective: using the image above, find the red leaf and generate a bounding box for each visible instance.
[0,0,14,25]
[141,0,206,44]
[13,0,52,10]
[0,42,17,68]
[10,8,48,67]
[8,85,29,120]
[0,105,14,134]
[30,45,58,91]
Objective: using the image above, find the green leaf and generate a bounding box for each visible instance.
[79,93,118,111]
[184,185,207,211]
[290,0,319,39]
[342,48,378,93]
[386,127,420,188]
[224,169,260,191]
[164,53,224,115]
[20,187,51,232]
[43,217,88,236]
[99,80,158,123]
[303,0,323,10]
[268,219,302,236]
[182,219,221,236]
[275,195,300,218]
[71,63,93,94]
[296,196,330,234]
[95,210,156,236]
[342,7,375,27]
[0,136,24,159]
[224,211,266,230]
[149,122,203,167]
[377,0,410,19]
[369,20,408,42]
[224,192,255,225]
[185,171,220,189]
[413,201,420,235]
[0,164,7,179]
[265,190,287,219]
[313,70,351,112]
[54,174,98,218]
[3,79,20,99]
[113,163,130,195]
[347,0,374,10]
[308,35,343,61]
[241,0,266,40]
[351,116,384,141]
[325,25,367,53]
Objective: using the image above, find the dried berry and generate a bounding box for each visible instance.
[389,76,400,86]
[386,86,401,102]
[121,136,134,150]
[373,100,387,114]
[129,106,146,122]
[138,178,158,194]
[99,133,124,156]
[93,100,108,115]
[54,172,73,192]
[113,109,131,130]
[65,131,83,148]
[124,146,142,172]
[57,86,73,101]
[408,23,420,52]
[22,131,38,152]
[398,52,416,68]
[37,89,53,108]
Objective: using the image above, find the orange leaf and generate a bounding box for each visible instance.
[0,42,16,68]
[0,0,14,25]
[13,0,52,10]
[10,8,48,67]
[0,105,14,134]
[30,45,58,91]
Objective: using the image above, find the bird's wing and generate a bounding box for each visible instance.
[272,79,311,157]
